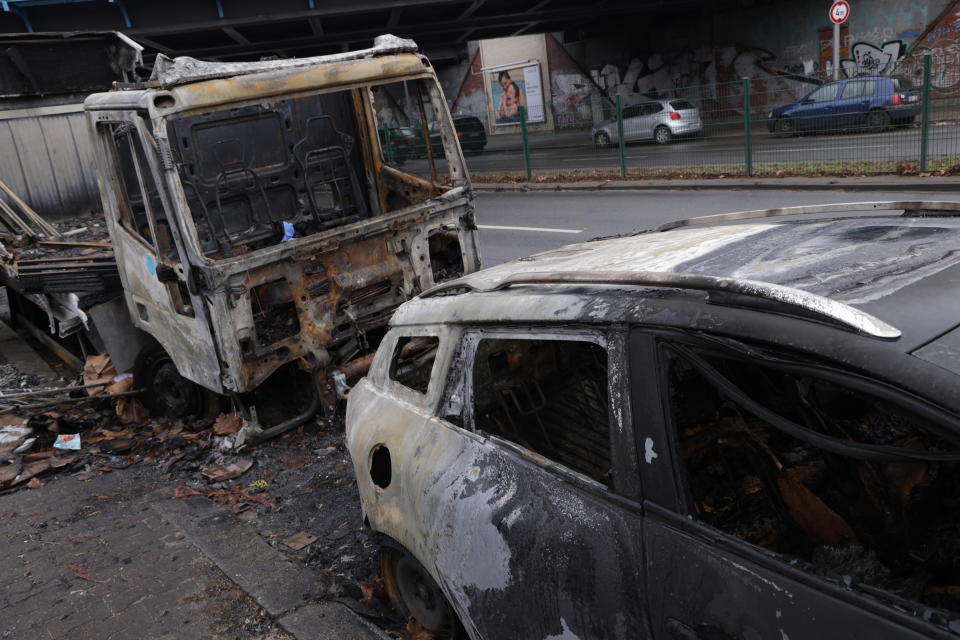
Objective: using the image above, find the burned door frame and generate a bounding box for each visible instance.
[89,110,223,391]
[432,324,651,640]
[630,328,959,640]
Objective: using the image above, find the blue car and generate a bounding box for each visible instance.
[768,75,921,136]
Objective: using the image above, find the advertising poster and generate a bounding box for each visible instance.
[490,63,545,125]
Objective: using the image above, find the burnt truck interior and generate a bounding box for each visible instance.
[667,341,960,624]
[164,78,451,260]
[167,95,369,258]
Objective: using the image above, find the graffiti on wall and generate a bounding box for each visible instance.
[897,2,960,98]
[840,40,907,77]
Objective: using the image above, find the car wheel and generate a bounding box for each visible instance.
[654,125,672,145]
[134,343,211,418]
[594,131,611,148]
[382,547,464,638]
[775,117,795,137]
[866,109,891,132]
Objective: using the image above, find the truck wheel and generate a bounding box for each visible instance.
[133,343,207,418]
[381,547,464,639]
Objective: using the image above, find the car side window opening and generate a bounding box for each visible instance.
[471,338,613,485]
[372,79,452,206]
[389,335,440,395]
[666,343,960,620]
[108,123,157,246]
[808,83,841,103]
[843,80,877,100]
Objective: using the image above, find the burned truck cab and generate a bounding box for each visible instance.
[84,35,481,439]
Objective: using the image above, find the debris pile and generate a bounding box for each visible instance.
[0,355,415,635]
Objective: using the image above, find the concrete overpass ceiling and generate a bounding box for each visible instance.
[0,0,780,64]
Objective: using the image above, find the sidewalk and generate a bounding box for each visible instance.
[473,175,960,192]
[0,468,388,640]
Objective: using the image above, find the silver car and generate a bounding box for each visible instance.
[592,98,702,145]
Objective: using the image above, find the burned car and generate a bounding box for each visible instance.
[347,201,960,639]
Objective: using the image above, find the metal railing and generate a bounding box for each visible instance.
[416,52,960,181]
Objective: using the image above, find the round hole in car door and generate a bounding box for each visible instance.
[370,444,392,489]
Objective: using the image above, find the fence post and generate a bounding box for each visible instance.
[520,106,531,180]
[743,77,753,177]
[382,123,394,165]
[920,53,931,173]
[616,94,627,178]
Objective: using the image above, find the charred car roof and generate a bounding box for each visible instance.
[402,203,960,388]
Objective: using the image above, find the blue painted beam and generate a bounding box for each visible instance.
[4,0,132,28]
[1,1,34,32]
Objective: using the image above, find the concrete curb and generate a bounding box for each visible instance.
[473,177,960,193]
[150,492,389,640]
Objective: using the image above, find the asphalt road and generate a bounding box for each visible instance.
[473,188,957,266]
[406,123,960,174]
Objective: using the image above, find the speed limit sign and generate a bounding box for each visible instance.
[830,0,850,24]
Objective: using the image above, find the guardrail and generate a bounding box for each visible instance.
[435,52,959,181]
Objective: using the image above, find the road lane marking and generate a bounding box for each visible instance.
[756,144,892,153]
[478,224,582,234]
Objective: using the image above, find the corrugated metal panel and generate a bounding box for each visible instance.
[0,105,100,221]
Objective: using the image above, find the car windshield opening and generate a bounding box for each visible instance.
[666,343,960,624]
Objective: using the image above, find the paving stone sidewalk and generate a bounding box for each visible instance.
[0,470,386,640]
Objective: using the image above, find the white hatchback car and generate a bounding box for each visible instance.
[592,98,702,146]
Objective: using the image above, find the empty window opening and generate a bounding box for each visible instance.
[251,280,300,347]
[167,92,370,259]
[389,336,439,394]
[667,344,960,621]
[428,228,464,283]
[472,339,611,485]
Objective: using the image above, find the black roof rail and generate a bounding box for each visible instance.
[420,270,901,340]
[656,200,960,232]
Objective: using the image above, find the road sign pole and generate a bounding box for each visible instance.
[920,52,932,172]
[743,77,753,176]
[616,94,626,179]
[829,1,849,79]
[833,21,840,80]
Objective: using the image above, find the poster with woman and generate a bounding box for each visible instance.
[489,64,544,125]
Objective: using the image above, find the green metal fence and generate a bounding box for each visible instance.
[431,52,960,181]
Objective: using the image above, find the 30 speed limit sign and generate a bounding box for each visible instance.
[830,0,850,24]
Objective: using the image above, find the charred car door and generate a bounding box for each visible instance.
[91,115,221,390]
[631,331,960,640]
[349,327,650,639]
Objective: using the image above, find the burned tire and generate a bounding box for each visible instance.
[594,131,611,148]
[866,109,891,132]
[654,125,673,145]
[133,343,208,418]
[381,547,464,639]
